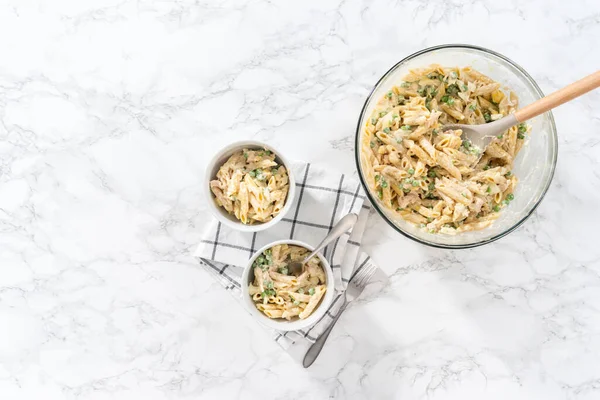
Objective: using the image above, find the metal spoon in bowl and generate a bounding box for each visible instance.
[442,70,600,158]
[288,213,358,276]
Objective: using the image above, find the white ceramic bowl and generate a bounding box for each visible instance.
[204,140,296,232]
[241,240,335,332]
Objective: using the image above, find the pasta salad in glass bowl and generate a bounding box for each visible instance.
[241,240,335,331]
[355,45,558,248]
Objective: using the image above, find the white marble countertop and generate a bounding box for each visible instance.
[2,1,600,399]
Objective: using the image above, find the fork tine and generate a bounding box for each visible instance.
[348,265,366,283]
[350,261,377,287]
[356,263,377,286]
[354,264,371,281]
[349,259,371,281]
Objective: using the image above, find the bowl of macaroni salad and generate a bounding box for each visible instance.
[241,240,335,331]
[356,45,558,248]
[205,140,296,232]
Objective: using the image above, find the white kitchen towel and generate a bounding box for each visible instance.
[195,162,379,354]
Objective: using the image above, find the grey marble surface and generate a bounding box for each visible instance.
[1,1,600,399]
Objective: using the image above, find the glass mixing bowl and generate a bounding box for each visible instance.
[354,44,558,249]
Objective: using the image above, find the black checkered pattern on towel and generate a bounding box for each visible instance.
[196,162,377,350]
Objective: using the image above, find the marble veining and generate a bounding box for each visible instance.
[1,0,600,399]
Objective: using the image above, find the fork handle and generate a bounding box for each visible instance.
[514,70,600,122]
[302,297,348,368]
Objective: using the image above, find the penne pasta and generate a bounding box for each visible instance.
[361,65,529,233]
[249,244,327,321]
[209,148,289,225]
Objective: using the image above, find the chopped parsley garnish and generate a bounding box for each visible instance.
[484,112,491,122]
[518,123,527,134]
[486,186,491,193]
[264,280,274,289]
[462,139,481,155]
[441,95,454,105]
[255,169,266,181]
[253,255,267,269]
[505,171,512,177]
[428,182,435,191]
[263,249,273,264]
[386,91,393,99]
[261,289,276,297]
[446,84,460,95]
[469,103,477,111]
[417,87,426,97]
[517,133,525,140]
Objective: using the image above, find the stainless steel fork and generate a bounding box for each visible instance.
[302,261,378,368]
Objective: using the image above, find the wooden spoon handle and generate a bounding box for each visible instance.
[514,70,600,123]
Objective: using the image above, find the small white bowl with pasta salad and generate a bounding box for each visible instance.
[205,140,296,232]
[241,240,335,332]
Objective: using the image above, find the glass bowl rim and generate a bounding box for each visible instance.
[353,43,558,249]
